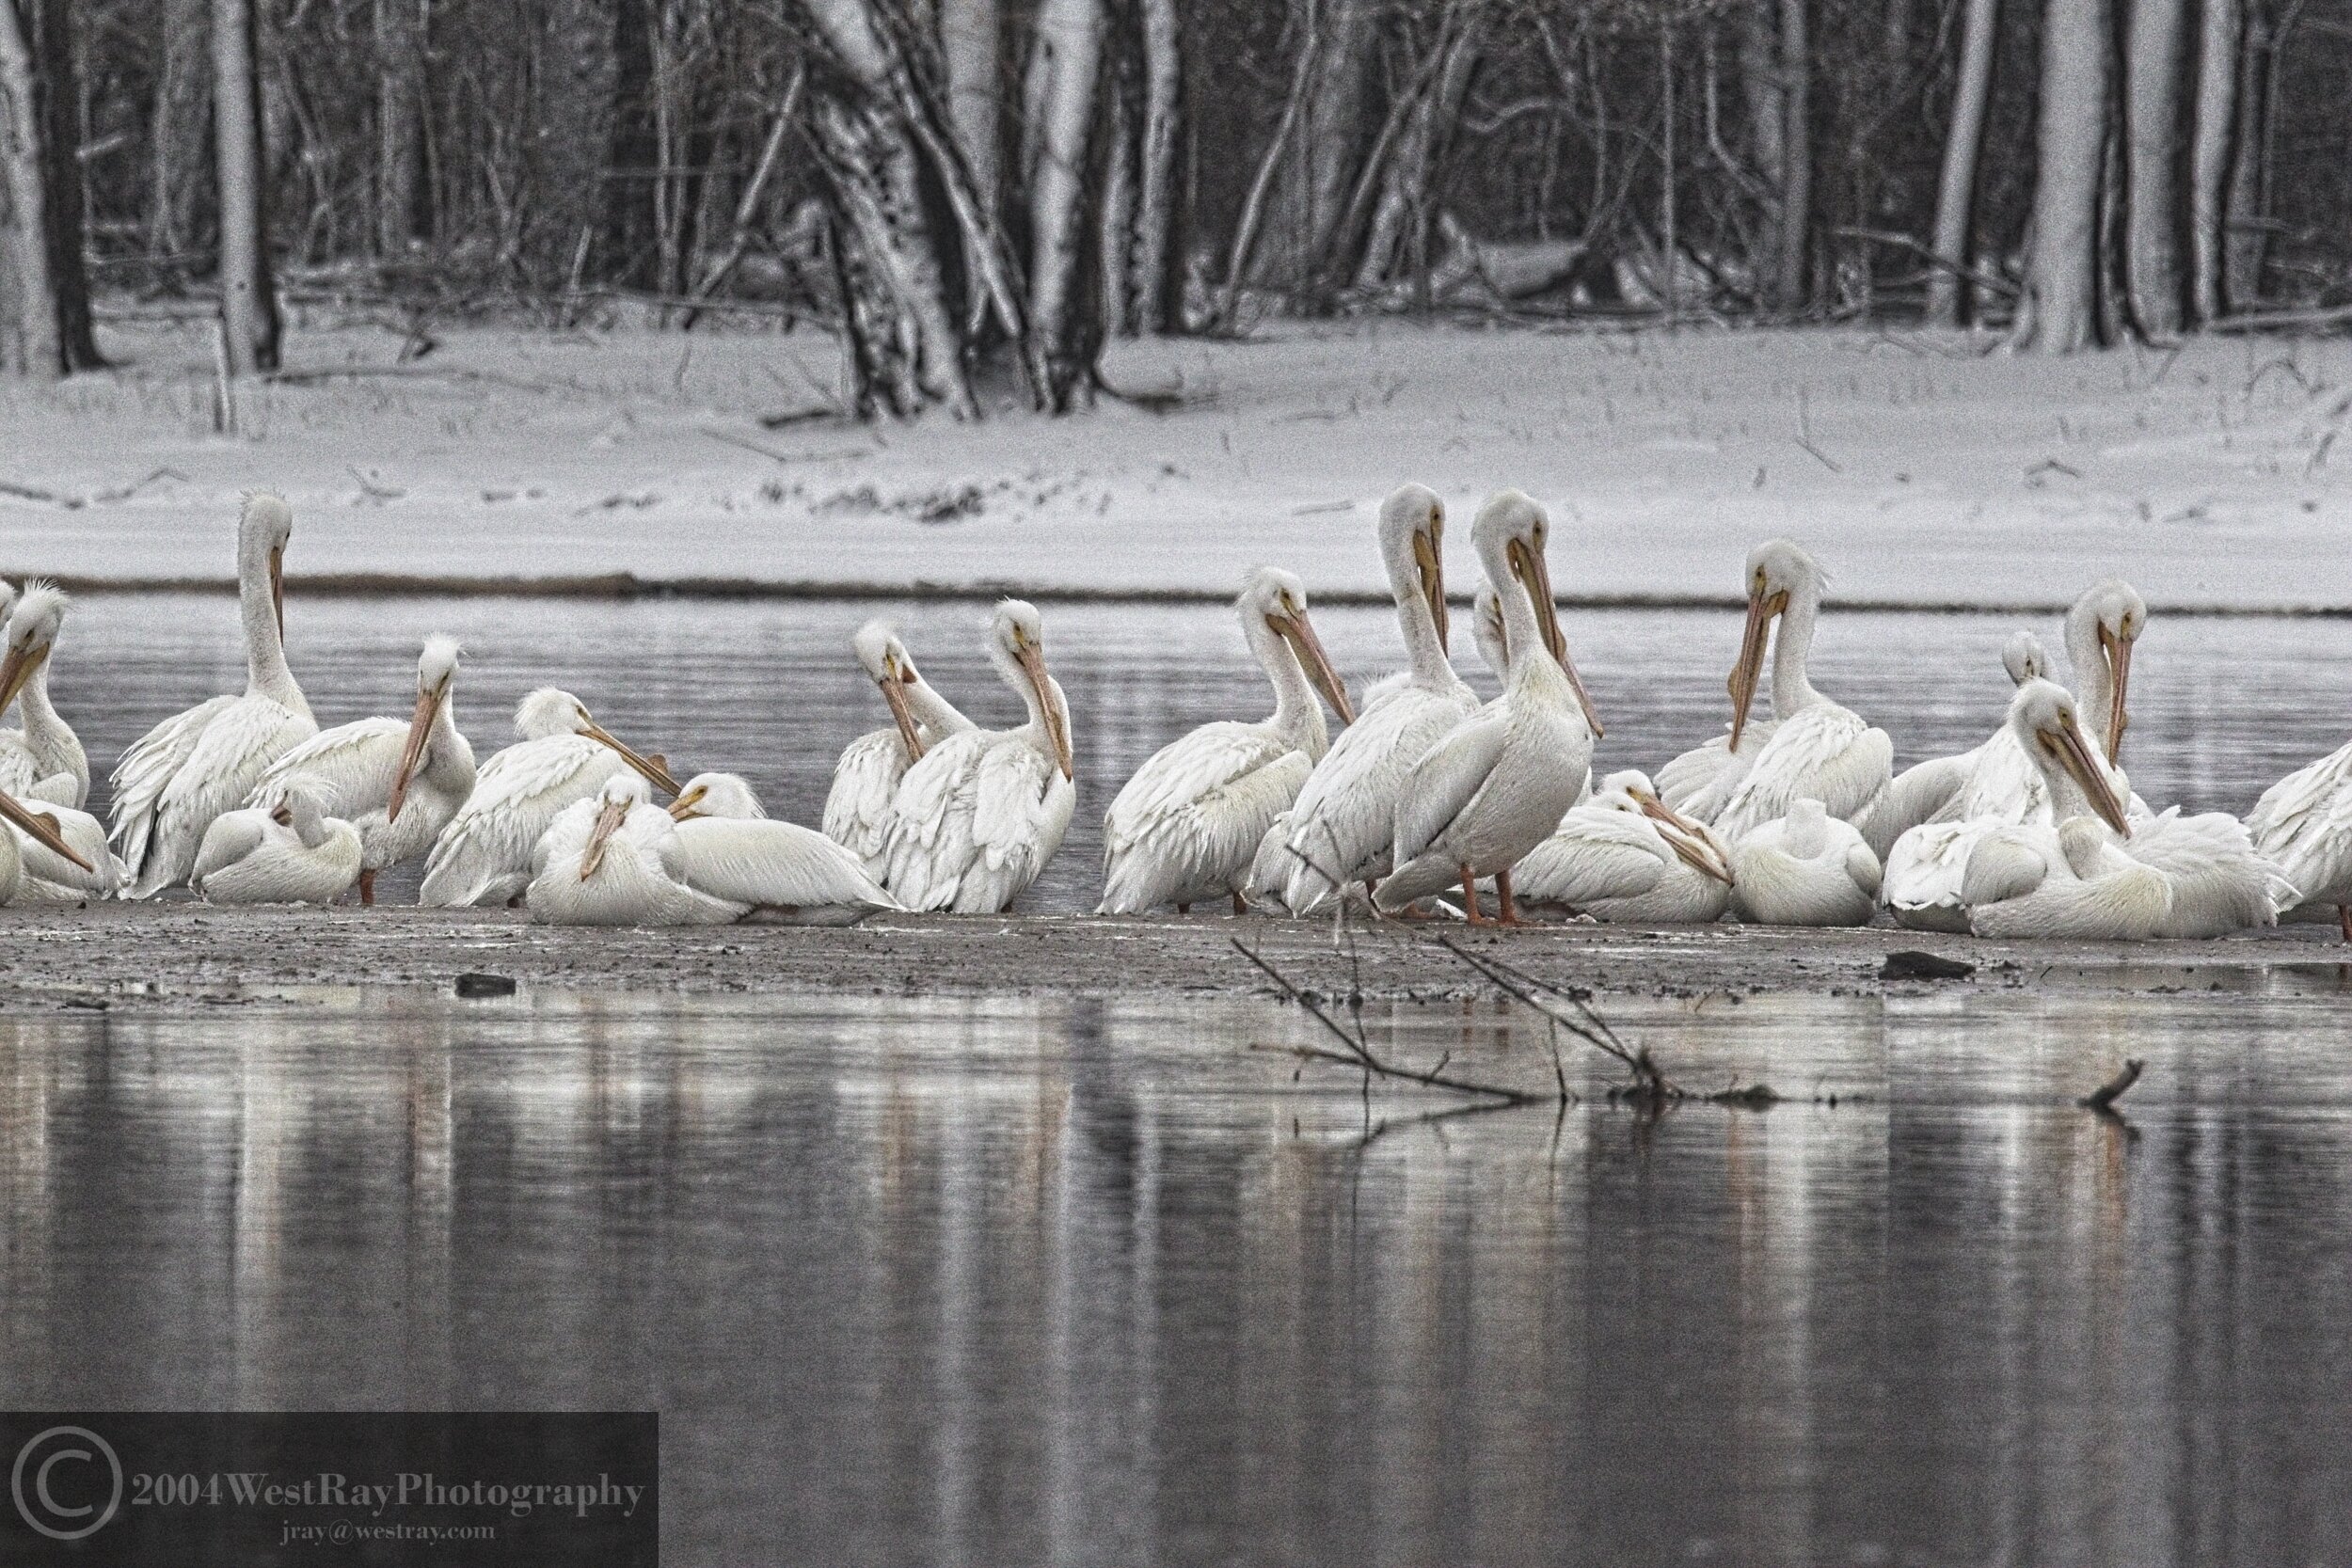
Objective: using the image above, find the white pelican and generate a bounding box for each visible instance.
[0,582,91,806]
[2064,579,2145,770]
[1513,769,1733,923]
[881,600,1075,913]
[526,773,742,927]
[1861,630,2049,858]
[1962,681,2170,940]
[1727,799,1882,927]
[111,494,317,896]
[0,786,96,906]
[419,688,679,908]
[1689,541,1891,842]
[668,771,900,923]
[1375,490,1601,924]
[1257,483,1475,912]
[822,621,974,875]
[255,635,476,904]
[2249,736,2352,941]
[190,779,363,905]
[1099,568,1354,915]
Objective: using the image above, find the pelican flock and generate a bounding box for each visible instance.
[0,486,2324,945]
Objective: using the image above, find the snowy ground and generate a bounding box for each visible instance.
[2,314,2349,608]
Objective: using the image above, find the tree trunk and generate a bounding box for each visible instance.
[941,0,1000,215]
[529,0,617,290]
[1025,0,1104,410]
[25,0,94,367]
[0,0,59,377]
[211,0,278,373]
[1351,2,1482,293]
[2221,1,2269,306]
[1772,0,1810,310]
[151,0,211,261]
[2123,0,2186,337]
[373,0,423,256]
[1927,0,2000,326]
[2187,0,2238,322]
[1132,0,1179,331]
[1253,0,1377,302]
[605,0,657,290]
[2014,0,2110,351]
[1739,0,1786,301]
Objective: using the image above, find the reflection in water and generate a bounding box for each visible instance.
[2,990,2349,1564]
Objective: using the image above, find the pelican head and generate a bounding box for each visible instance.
[989,599,1073,782]
[1603,767,1734,883]
[2010,677,2133,837]
[256,775,333,847]
[1242,567,1354,725]
[579,772,651,879]
[669,771,766,822]
[1471,587,1509,681]
[513,687,681,796]
[387,634,461,823]
[2066,578,2145,764]
[1728,538,1823,749]
[1377,483,1449,652]
[2002,629,2049,687]
[239,492,294,642]
[852,619,929,762]
[1471,489,1600,736]
[0,580,67,717]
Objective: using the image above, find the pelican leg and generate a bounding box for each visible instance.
[1496,870,1520,927]
[2339,904,2352,942]
[1459,867,1486,926]
[1232,891,1248,916]
[1177,902,1189,915]
[358,869,375,908]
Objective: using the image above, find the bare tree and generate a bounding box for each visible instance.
[1131,0,1181,331]
[1772,0,1810,310]
[151,0,211,262]
[373,0,423,257]
[25,0,95,368]
[2221,0,2272,306]
[1025,0,1105,409]
[2123,0,2186,337]
[0,0,59,376]
[1927,0,1999,326]
[2188,0,2238,321]
[212,0,279,372]
[941,0,1000,214]
[2014,0,2110,351]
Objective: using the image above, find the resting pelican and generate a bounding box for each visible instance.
[1100,568,1353,915]
[1513,769,1732,923]
[882,600,1075,913]
[256,635,476,904]
[1861,631,2049,858]
[419,688,679,908]
[822,621,975,875]
[1962,681,2169,940]
[111,494,317,896]
[0,583,91,806]
[1690,541,1891,842]
[668,772,899,923]
[1257,483,1475,912]
[527,772,742,927]
[1375,490,1601,923]
[0,787,96,906]
[2249,735,2352,940]
[1728,800,1882,927]
[190,779,363,905]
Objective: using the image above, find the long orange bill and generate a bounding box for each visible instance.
[0,641,47,718]
[1632,789,1730,882]
[666,783,710,822]
[1726,588,1783,750]
[1015,642,1073,780]
[1513,536,1601,737]
[1273,611,1356,726]
[580,796,630,879]
[582,721,683,796]
[2053,713,2135,837]
[879,671,925,762]
[269,544,285,643]
[0,791,90,872]
[2100,626,2134,764]
[1414,528,1449,651]
[387,683,444,823]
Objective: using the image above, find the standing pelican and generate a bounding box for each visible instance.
[0,583,91,805]
[1693,541,1893,841]
[668,772,900,923]
[1513,769,1733,923]
[190,779,363,905]
[419,688,679,908]
[823,621,975,875]
[1258,483,1475,913]
[1100,568,1353,915]
[1375,490,1601,923]
[882,600,1075,913]
[2249,734,2352,940]
[0,787,96,906]
[527,772,743,927]
[111,494,317,896]
[256,636,476,904]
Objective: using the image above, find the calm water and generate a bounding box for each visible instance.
[45,594,2352,910]
[4,985,2351,1565]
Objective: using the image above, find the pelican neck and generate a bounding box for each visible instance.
[239,548,304,710]
[1771,585,1822,718]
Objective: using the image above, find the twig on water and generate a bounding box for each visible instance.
[1232,939,1537,1103]
[2078,1057,2145,1113]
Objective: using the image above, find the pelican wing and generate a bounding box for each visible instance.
[1513,811,1670,906]
[108,693,238,872]
[2248,739,2352,901]
[8,803,122,901]
[1391,705,1512,871]
[126,695,317,896]
[1941,729,2048,825]
[1710,707,1893,840]
[672,816,898,912]
[2124,807,2297,937]
[0,733,40,798]
[822,726,912,868]
[1960,828,2050,911]
[967,739,1074,911]
[257,717,407,814]
[1858,749,1974,859]
[1658,721,1776,814]
[1100,723,1304,911]
[421,736,613,907]
[1274,687,1471,909]
[191,807,273,891]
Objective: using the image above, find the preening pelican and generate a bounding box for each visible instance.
[1693,541,1892,841]
[1727,799,1882,927]
[881,600,1075,913]
[0,787,96,906]
[2249,734,2352,940]
[527,772,742,927]
[0,583,92,806]
[190,779,363,905]
[1375,489,1601,923]
[2065,579,2144,770]
[1513,769,1732,923]
[1100,568,1354,915]
[1257,483,1475,912]
[668,771,899,923]
[256,635,476,904]
[419,688,679,908]
[822,621,975,875]
[1862,630,2049,858]
[111,494,317,896]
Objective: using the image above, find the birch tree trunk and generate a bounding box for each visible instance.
[1025,0,1104,410]
[1739,0,1786,303]
[0,0,59,377]
[1772,0,1810,310]
[2123,0,2186,337]
[941,0,1000,214]
[1927,0,2000,325]
[1253,0,1377,300]
[2222,2,2269,306]
[373,0,422,256]
[212,0,279,373]
[25,0,94,368]
[2188,0,2238,322]
[2014,0,2109,351]
[1131,0,1180,332]
[151,0,211,259]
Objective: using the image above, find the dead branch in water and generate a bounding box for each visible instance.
[2079,1057,2145,1112]
[1232,939,1539,1103]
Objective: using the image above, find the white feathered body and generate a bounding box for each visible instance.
[882,725,1075,914]
[671,816,898,924]
[1513,805,1731,924]
[825,727,918,874]
[1881,730,2054,931]
[1659,721,1777,817]
[190,805,362,905]
[114,693,318,897]
[8,803,124,903]
[260,716,478,874]
[1262,683,1475,911]
[1728,800,1882,927]
[421,736,632,908]
[2121,807,2296,938]
[1101,721,1314,912]
[2248,738,2352,916]
[525,798,746,927]
[1963,817,2172,941]
[1708,705,1893,843]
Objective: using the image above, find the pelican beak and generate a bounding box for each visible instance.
[1632,787,1731,882]
[579,795,630,879]
[1412,524,1449,651]
[2049,712,2135,837]
[269,543,285,642]
[1014,640,1073,781]
[0,639,49,717]
[879,663,926,762]
[1727,584,1787,750]
[0,790,89,873]
[1511,534,1601,737]
[581,721,682,796]
[2099,624,2134,763]
[1270,608,1356,726]
[387,678,446,824]
[666,783,709,822]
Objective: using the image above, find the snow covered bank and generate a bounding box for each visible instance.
[1,316,2346,609]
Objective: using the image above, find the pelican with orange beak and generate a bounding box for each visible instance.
[823,621,974,877]
[1100,567,1356,914]
[0,784,105,905]
[881,600,1076,913]
[2064,579,2143,774]
[255,636,477,904]
[1513,769,1733,924]
[110,493,318,897]
[421,687,681,908]
[0,582,92,807]
[525,772,745,927]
